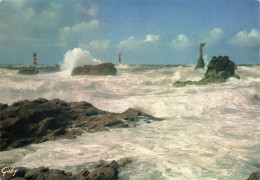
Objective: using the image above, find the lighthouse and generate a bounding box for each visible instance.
[33,52,37,65]
[118,53,122,65]
[195,43,205,70]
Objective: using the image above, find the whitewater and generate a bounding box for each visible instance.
[0,62,259,179]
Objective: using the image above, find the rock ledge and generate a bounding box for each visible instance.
[72,63,117,76]
[0,159,131,180]
[0,98,160,151]
[174,56,240,87]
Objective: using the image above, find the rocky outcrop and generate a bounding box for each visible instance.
[18,67,39,75]
[0,98,159,151]
[0,159,131,180]
[72,63,117,76]
[174,56,240,87]
[247,171,260,180]
[199,56,239,84]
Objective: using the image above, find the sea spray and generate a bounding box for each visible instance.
[61,48,102,75]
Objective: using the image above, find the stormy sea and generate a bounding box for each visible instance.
[0,59,259,179]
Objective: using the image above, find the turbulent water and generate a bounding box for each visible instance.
[0,64,259,180]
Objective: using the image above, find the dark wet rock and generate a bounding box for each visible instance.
[0,103,8,110]
[109,160,120,170]
[119,158,132,167]
[29,168,68,179]
[24,167,49,179]
[199,56,239,84]
[24,167,69,180]
[18,67,39,75]
[87,161,119,180]
[0,160,130,180]
[118,108,157,122]
[0,98,159,151]
[49,169,67,175]
[13,167,26,178]
[247,171,260,180]
[74,168,89,178]
[119,108,141,121]
[72,63,117,76]
[30,173,69,180]
[32,98,49,105]
[174,56,240,87]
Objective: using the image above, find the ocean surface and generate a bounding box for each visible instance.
[0,64,259,180]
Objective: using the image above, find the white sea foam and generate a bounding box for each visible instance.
[115,63,131,69]
[1,114,259,179]
[60,48,102,76]
[0,64,259,179]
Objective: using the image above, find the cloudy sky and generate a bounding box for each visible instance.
[0,0,259,64]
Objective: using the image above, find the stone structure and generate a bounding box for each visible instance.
[118,53,122,65]
[195,43,206,70]
[33,52,37,65]
[72,63,117,76]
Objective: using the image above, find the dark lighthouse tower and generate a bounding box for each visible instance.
[33,52,37,65]
[195,43,206,70]
[118,53,122,65]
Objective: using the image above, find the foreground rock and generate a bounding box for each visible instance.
[174,56,240,87]
[72,63,117,76]
[18,67,39,75]
[0,159,131,180]
[247,171,260,180]
[0,98,160,151]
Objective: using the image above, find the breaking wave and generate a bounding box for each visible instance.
[60,48,102,75]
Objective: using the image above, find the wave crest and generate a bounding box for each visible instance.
[61,48,102,71]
